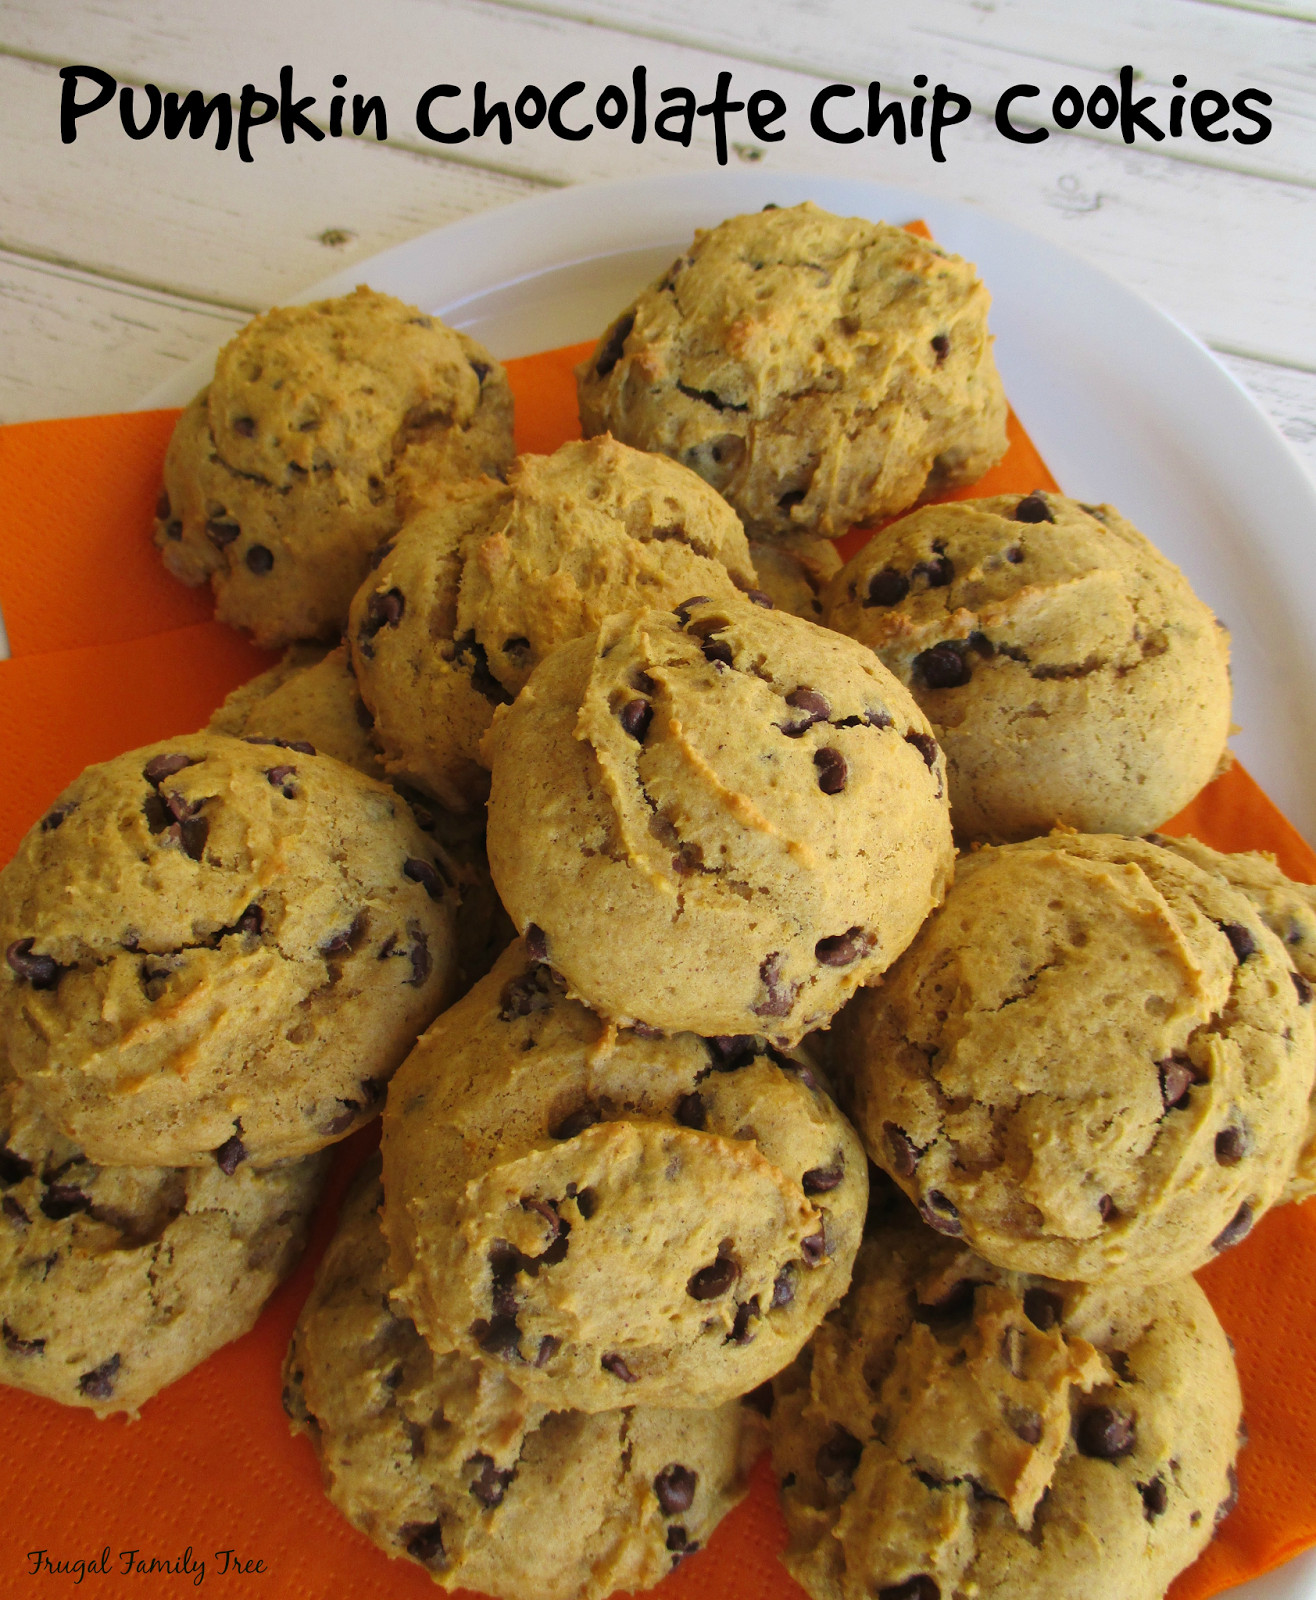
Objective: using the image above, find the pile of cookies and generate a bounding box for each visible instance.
[2,201,1312,1600]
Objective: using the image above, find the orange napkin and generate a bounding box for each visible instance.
[1,336,1313,1600]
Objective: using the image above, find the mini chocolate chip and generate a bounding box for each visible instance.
[727,1298,759,1344]
[205,518,240,548]
[914,551,954,587]
[1292,970,1313,1005]
[232,416,256,438]
[802,1161,844,1194]
[1159,1053,1196,1110]
[472,1315,521,1359]
[1215,1465,1240,1528]
[403,857,444,901]
[5,939,61,990]
[1098,1193,1116,1221]
[2,1196,30,1227]
[321,913,367,957]
[904,730,939,770]
[752,951,796,1018]
[780,687,831,738]
[551,1104,601,1141]
[746,588,774,608]
[915,643,972,690]
[176,815,209,861]
[408,929,431,988]
[235,904,263,936]
[1006,545,1024,563]
[144,752,198,785]
[801,1227,827,1265]
[499,968,554,1020]
[595,311,634,378]
[884,1123,919,1179]
[620,698,652,739]
[667,1526,696,1557]
[815,930,861,966]
[470,359,490,383]
[771,1264,796,1308]
[931,333,950,362]
[879,1579,940,1600]
[265,764,297,791]
[687,1254,740,1300]
[675,1092,706,1130]
[467,1452,513,1508]
[702,637,734,667]
[1023,1287,1064,1331]
[654,1463,698,1515]
[534,1335,560,1367]
[866,568,910,608]
[919,1191,962,1236]
[213,1127,247,1175]
[1008,1405,1043,1445]
[709,1035,758,1068]
[602,1352,638,1382]
[1212,1202,1253,1252]
[401,1519,445,1566]
[0,1146,33,1185]
[816,1427,863,1482]
[40,1185,91,1221]
[1215,1125,1248,1166]
[814,747,847,794]
[1140,1476,1169,1520]
[1076,1405,1136,1459]
[78,1353,121,1399]
[40,807,69,832]
[524,924,548,963]
[674,595,712,623]
[245,544,274,574]
[2,1319,43,1355]
[243,736,316,755]
[1217,922,1257,962]
[1012,493,1054,524]
[367,587,405,631]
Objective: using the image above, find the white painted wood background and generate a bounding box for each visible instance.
[0,0,1313,491]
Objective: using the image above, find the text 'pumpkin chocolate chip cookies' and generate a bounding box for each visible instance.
[0,732,459,1167]
[286,1159,766,1600]
[349,435,758,813]
[0,1071,328,1417]
[381,940,867,1412]
[770,1202,1243,1600]
[155,286,513,647]
[576,202,1008,538]
[832,833,1315,1283]
[822,493,1232,841]
[482,597,954,1042]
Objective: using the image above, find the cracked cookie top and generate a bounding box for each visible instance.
[380,939,867,1412]
[826,492,1235,844]
[0,1069,328,1417]
[770,1199,1242,1600]
[0,732,460,1166]
[286,1157,766,1600]
[482,597,954,1041]
[822,492,1232,842]
[832,833,1315,1283]
[154,287,514,648]
[575,202,1008,539]
[349,437,758,813]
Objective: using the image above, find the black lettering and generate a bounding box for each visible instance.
[1232,87,1271,145]
[596,84,627,129]
[352,94,386,139]
[910,73,927,137]
[1169,74,1187,137]
[120,82,162,140]
[474,82,510,143]
[631,65,647,143]
[163,88,232,149]
[867,83,906,142]
[416,84,467,143]
[747,88,785,142]
[1053,84,1084,129]
[655,86,695,145]
[26,1551,46,1576]
[995,84,1047,143]
[1118,65,1163,142]
[515,84,546,128]
[237,83,279,162]
[329,72,346,137]
[929,81,969,161]
[119,1550,139,1575]
[1087,84,1118,129]
[811,83,862,144]
[59,65,116,144]
[1191,88,1229,141]
[278,64,322,144]
[696,69,745,164]
[215,1549,233,1575]
[549,80,591,140]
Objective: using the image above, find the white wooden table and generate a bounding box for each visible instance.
[1,0,1313,493]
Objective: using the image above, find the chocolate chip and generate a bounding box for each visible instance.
[1159,1053,1196,1110]
[408,929,431,988]
[1214,1464,1239,1528]
[176,815,209,861]
[243,736,316,755]
[40,1185,91,1221]
[367,587,405,631]
[865,568,910,608]
[213,1125,246,1175]
[470,360,490,384]
[143,752,197,785]
[687,1252,739,1300]
[884,1122,919,1178]
[769,1262,798,1308]
[1008,1405,1043,1445]
[2,1319,43,1355]
[904,730,939,770]
[815,1427,863,1482]
[551,1104,601,1141]
[403,857,445,901]
[1006,545,1024,563]
[620,698,652,740]
[746,588,774,608]
[674,595,711,624]
[1140,1477,1168,1520]
[666,1526,696,1558]
[913,551,954,587]
[1098,1193,1116,1221]
[5,939,61,990]
[1076,1405,1136,1459]
[654,1463,698,1515]
[675,1092,706,1130]
[1292,970,1313,1005]
[245,545,274,575]
[534,1335,560,1367]
[1217,922,1257,962]
[779,687,831,737]
[1023,1287,1064,1331]
[930,333,950,363]
[499,967,554,1020]
[918,1191,962,1236]
[452,631,511,704]
[321,912,367,957]
[815,930,861,966]
[878,1579,939,1600]
[1212,1202,1253,1252]
[263,765,297,796]
[702,637,734,668]
[205,518,240,548]
[40,806,69,832]
[0,1146,33,1185]
[814,747,847,794]
[802,1161,844,1194]
[524,924,548,963]
[467,1452,513,1509]
[77,1353,121,1399]
[1012,493,1054,524]
[727,1299,759,1344]
[915,643,972,690]
[801,1227,827,1265]
[401,1519,445,1566]
[232,416,256,438]
[595,311,634,378]
[2,1196,30,1228]
[601,1352,638,1382]
[1215,1125,1248,1166]
[709,1035,758,1069]
[752,951,796,1018]
[472,1315,521,1360]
